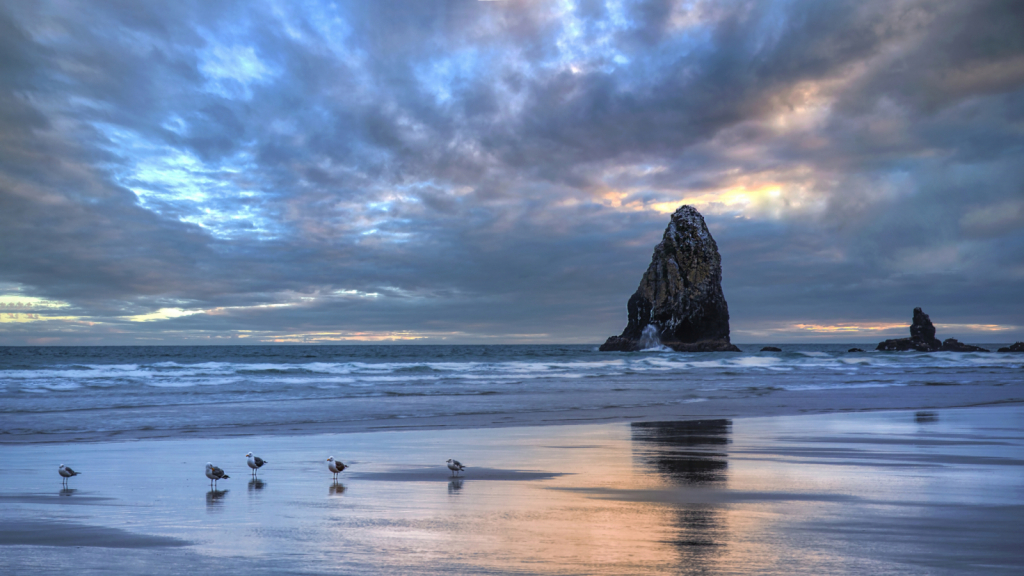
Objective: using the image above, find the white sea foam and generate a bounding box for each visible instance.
[730,357,783,367]
[141,377,244,388]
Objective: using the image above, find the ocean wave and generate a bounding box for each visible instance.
[4,352,1018,382]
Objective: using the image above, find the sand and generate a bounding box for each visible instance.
[1,405,1022,574]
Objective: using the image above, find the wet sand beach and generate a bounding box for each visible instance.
[2,404,1022,574]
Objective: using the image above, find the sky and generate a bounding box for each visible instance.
[1,0,1022,346]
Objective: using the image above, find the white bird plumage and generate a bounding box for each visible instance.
[327,456,347,481]
[446,459,466,476]
[58,464,81,486]
[205,462,229,488]
[245,452,267,477]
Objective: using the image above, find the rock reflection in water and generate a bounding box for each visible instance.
[632,419,731,564]
[631,419,730,485]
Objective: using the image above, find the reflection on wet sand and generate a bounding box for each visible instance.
[632,420,732,564]
[448,478,463,494]
[632,420,730,485]
[4,408,1019,574]
[248,479,266,491]
[59,488,77,497]
[206,489,228,509]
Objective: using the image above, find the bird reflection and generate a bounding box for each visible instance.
[206,489,228,508]
[632,419,731,565]
[448,478,464,494]
[915,411,938,424]
[59,488,77,497]
[329,482,346,496]
[248,479,266,491]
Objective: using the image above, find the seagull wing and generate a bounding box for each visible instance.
[65,467,78,476]
[254,457,265,467]
[212,466,228,479]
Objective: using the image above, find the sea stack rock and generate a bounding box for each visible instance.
[876,308,988,352]
[876,308,942,352]
[600,205,740,352]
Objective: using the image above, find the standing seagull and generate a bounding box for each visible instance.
[327,456,347,481]
[205,462,229,489]
[245,452,267,478]
[446,459,466,477]
[58,464,81,487]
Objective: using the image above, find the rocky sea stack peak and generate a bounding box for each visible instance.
[600,205,740,352]
[876,307,988,352]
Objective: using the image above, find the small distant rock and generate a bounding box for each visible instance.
[877,308,989,352]
[847,348,865,353]
[940,338,989,353]
[997,342,1024,353]
[877,307,942,352]
[760,346,782,352]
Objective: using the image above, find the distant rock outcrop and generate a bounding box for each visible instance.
[876,308,942,352]
[940,338,989,353]
[760,346,782,352]
[997,342,1024,352]
[876,308,988,352]
[600,205,740,353]
[847,348,865,353]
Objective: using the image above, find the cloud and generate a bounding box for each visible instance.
[1,0,1022,344]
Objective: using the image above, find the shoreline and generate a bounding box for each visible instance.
[4,383,1021,445]
[2,404,1021,574]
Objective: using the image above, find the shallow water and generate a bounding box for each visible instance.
[2,344,1021,441]
[0,406,1021,574]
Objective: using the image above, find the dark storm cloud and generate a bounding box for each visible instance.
[1,0,1022,344]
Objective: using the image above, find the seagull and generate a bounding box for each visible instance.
[205,462,229,488]
[446,459,466,477]
[58,464,81,487]
[245,452,267,477]
[327,456,347,481]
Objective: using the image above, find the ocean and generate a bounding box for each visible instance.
[3,344,1023,574]
[2,344,1020,442]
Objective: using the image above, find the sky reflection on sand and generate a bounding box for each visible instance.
[0,406,1022,574]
